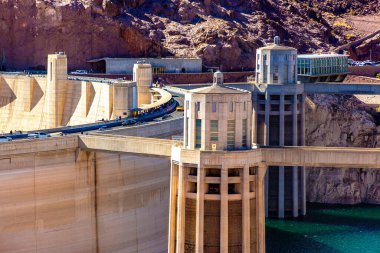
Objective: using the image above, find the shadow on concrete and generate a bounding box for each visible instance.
[86,82,95,117]
[61,81,82,126]
[30,78,43,111]
[0,77,16,108]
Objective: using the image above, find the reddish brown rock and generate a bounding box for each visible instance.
[0,0,379,71]
[306,94,380,204]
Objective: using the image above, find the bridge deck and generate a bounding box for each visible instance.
[78,135,380,168]
[78,134,176,157]
[261,146,380,168]
[1,135,379,169]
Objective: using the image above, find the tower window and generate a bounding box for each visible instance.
[227,120,235,149]
[196,102,201,112]
[212,102,217,112]
[263,65,268,83]
[189,167,197,176]
[242,119,247,148]
[244,102,246,111]
[284,64,289,83]
[249,167,257,175]
[206,168,220,177]
[195,119,202,148]
[228,184,239,194]
[229,102,234,112]
[208,184,220,194]
[273,65,279,83]
[210,120,218,141]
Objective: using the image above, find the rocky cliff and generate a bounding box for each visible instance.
[0,0,379,71]
[306,93,380,204]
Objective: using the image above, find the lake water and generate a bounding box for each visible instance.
[266,203,380,253]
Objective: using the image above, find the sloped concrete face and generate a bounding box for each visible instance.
[0,142,170,253]
[95,152,170,253]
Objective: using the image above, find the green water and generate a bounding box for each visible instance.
[266,204,380,253]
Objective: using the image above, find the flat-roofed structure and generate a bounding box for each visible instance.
[297,54,349,83]
[88,57,202,74]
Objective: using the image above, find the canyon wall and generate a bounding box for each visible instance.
[306,93,380,204]
[1,0,379,72]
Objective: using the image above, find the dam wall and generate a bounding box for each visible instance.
[0,74,134,133]
[0,137,170,253]
[99,117,184,138]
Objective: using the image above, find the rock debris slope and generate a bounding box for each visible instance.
[0,0,379,70]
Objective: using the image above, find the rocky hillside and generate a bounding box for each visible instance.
[0,0,379,71]
[306,93,380,204]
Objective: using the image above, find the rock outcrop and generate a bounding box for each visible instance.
[0,0,379,71]
[306,94,380,204]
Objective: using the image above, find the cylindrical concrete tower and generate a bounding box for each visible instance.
[169,72,267,253]
[253,38,306,218]
[112,81,137,118]
[45,52,68,128]
[133,63,152,106]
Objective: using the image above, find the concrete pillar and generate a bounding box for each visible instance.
[278,95,285,218]
[169,162,179,253]
[257,164,267,253]
[301,93,306,146]
[176,164,186,253]
[195,165,205,253]
[46,53,68,128]
[183,103,188,148]
[220,166,228,253]
[265,169,269,218]
[279,95,284,146]
[264,92,270,217]
[300,93,306,216]
[252,93,258,145]
[133,63,152,106]
[242,165,250,253]
[264,92,270,146]
[301,167,306,216]
[292,94,299,217]
[278,166,284,218]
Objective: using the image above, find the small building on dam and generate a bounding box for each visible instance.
[88,57,202,74]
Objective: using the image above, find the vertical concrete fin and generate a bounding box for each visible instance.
[85,82,95,117]
[109,85,113,119]
[24,77,33,112]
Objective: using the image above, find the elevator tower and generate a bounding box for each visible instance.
[253,37,306,218]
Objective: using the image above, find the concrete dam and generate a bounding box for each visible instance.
[0,136,170,253]
[0,53,137,132]
[3,42,380,253]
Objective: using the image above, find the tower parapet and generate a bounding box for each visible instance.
[255,37,297,85]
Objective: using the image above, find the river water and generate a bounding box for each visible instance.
[266,203,380,253]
